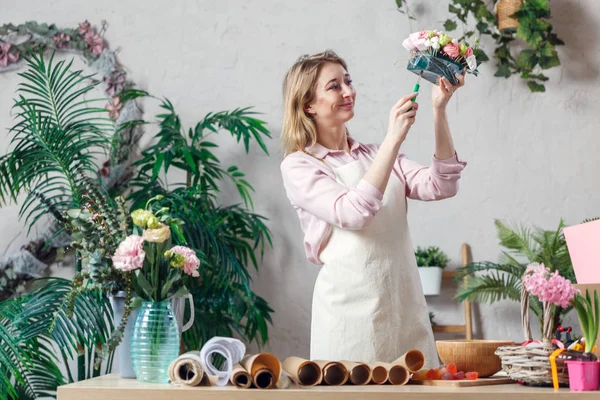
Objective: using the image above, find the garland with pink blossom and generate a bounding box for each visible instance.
[0,20,142,299]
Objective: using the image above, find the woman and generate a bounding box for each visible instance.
[280,50,466,366]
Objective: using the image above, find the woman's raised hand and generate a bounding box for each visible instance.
[432,71,466,110]
[387,92,419,144]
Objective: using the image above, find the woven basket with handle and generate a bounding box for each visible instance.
[494,283,569,385]
[496,0,524,33]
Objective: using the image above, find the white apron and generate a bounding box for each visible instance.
[310,158,438,366]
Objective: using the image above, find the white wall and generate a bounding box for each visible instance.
[2,0,597,361]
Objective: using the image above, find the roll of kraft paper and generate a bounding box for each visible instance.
[340,361,371,385]
[373,361,409,385]
[168,351,207,386]
[199,336,246,386]
[367,363,389,385]
[229,363,252,388]
[282,357,322,386]
[392,349,425,373]
[240,353,282,389]
[313,360,349,386]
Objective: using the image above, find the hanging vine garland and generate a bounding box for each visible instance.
[0,20,143,299]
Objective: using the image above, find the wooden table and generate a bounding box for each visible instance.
[57,374,598,399]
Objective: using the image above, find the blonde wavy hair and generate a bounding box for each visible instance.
[282,50,348,156]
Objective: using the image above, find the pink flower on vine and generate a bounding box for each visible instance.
[52,32,71,49]
[84,32,104,55]
[0,43,19,67]
[103,71,126,96]
[106,96,123,120]
[78,20,91,35]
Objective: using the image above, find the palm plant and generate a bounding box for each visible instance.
[125,92,274,349]
[0,51,117,399]
[1,278,114,400]
[455,219,575,335]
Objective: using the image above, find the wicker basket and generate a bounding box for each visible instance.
[496,0,523,33]
[495,284,569,386]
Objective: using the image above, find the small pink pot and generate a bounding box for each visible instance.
[566,360,600,391]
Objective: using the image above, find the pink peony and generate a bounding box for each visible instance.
[112,235,145,272]
[443,41,460,58]
[78,20,91,35]
[170,246,200,277]
[0,43,19,67]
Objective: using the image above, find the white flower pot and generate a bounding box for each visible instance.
[418,267,443,296]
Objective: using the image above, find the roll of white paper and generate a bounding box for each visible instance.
[199,336,246,386]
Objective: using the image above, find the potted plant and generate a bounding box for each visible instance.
[456,219,575,336]
[415,246,450,296]
[566,289,600,391]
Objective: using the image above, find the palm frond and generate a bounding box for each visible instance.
[1,296,64,400]
[0,50,113,234]
[455,272,522,303]
[454,261,526,282]
[494,219,537,261]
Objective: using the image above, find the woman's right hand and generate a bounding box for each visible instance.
[387,93,418,143]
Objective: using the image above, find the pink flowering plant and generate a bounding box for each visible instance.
[403,29,479,85]
[522,262,578,344]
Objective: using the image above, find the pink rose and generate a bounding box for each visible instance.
[443,41,460,58]
[170,246,200,277]
[465,46,473,58]
[402,31,428,51]
[112,235,145,272]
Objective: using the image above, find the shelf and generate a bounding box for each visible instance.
[56,374,596,400]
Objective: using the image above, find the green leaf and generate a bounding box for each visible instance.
[527,81,546,92]
[444,19,457,31]
[134,271,154,300]
[495,64,512,78]
[516,50,537,71]
[539,52,560,70]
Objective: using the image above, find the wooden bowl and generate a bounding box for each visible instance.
[435,340,515,377]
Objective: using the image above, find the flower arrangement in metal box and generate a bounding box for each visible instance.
[402,29,479,85]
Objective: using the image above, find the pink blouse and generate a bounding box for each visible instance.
[280,136,467,265]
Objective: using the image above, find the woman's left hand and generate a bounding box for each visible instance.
[432,70,465,110]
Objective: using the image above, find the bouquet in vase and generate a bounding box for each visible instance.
[402,29,480,85]
[110,195,201,382]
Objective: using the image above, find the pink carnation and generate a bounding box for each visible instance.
[443,41,460,58]
[170,246,200,277]
[112,235,145,272]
